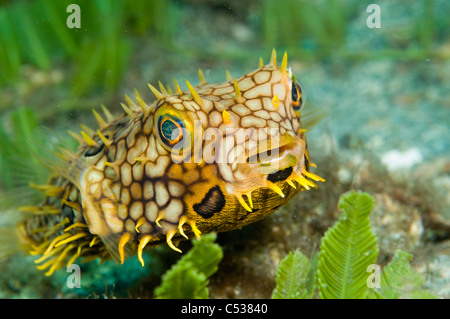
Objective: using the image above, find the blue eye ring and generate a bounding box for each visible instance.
[154,105,195,153]
[158,115,184,147]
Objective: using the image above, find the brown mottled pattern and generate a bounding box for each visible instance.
[18,51,324,275]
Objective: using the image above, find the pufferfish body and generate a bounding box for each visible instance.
[16,50,324,276]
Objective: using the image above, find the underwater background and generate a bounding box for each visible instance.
[0,0,449,298]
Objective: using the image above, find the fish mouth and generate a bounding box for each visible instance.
[246,133,304,176]
[228,133,324,213]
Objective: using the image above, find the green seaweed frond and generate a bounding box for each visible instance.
[271,249,312,299]
[372,250,439,299]
[154,233,223,299]
[272,191,438,299]
[317,191,379,299]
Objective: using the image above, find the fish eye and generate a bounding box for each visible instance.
[154,106,190,151]
[291,82,303,112]
[159,116,184,146]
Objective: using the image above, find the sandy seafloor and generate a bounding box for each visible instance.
[0,0,449,298]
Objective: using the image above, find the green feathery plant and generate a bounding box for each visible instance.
[317,190,378,299]
[153,191,437,299]
[370,250,438,299]
[272,248,314,299]
[154,233,223,299]
[272,191,438,299]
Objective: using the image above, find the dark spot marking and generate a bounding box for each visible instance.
[193,185,226,219]
[267,166,293,183]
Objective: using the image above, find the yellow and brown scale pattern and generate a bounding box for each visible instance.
[18,50,324,276]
